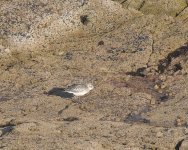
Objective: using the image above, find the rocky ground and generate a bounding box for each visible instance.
[0,0,188,149]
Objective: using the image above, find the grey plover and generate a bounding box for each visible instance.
[64,83,94,96]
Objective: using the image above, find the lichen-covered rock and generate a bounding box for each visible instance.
[0,0,131,53]
[140,0,187,16]
[114,0,187,17]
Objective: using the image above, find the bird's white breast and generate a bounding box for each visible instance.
[73,90,89,96]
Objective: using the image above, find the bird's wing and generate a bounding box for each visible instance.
[64,84,84,93]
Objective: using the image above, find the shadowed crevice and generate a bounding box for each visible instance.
[124,113,150,124]
[0,126,14,137]
[158,45,188,74]
[175,139,184,150]
[138,0,145,11]
[126,67,146,77]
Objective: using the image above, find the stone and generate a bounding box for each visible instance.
[156,131,163,138]
[150,98,156,105]
[159,75,167,81]
[161,83,167,89]
[154,84,159,90]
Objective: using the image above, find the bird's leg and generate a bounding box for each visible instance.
[71,96,82,104]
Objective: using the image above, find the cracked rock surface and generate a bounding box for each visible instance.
[0,0,188,149]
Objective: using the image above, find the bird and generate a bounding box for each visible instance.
[64,83,94,96]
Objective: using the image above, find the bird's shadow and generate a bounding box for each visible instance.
[46,87,74,98]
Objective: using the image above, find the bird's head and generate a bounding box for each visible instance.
[87,83,94,90]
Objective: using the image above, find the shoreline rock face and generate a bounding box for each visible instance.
[0,0,188,149]
[114,0,187,17]
[0,0,131,53]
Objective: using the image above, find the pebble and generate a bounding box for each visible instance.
[175,116,186,126]
[159,75,167,81]
[114,117,121,122]
[150,99,156,105]
[168,92,173,96]
[154,84,159,90]
[161,83,167,89]
[176,120,182,126]
[158,89,163,93]
[156,131,163,138]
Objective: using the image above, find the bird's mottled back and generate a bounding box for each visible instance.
[65,84,87,92]
[64,83,94,96]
